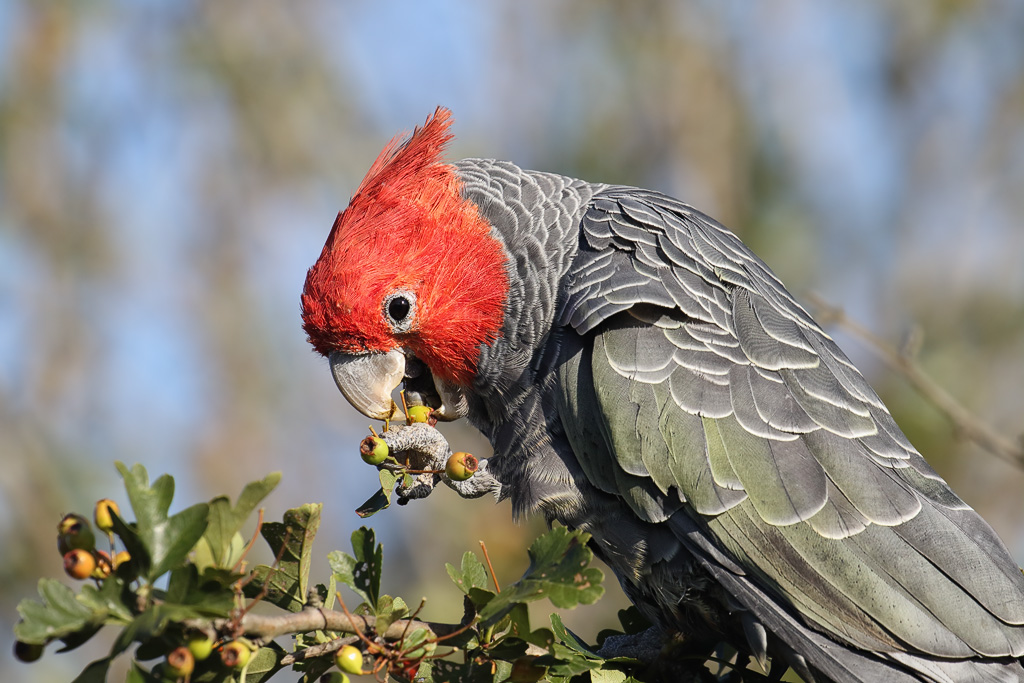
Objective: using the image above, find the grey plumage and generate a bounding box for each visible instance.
[453,159,1024,682]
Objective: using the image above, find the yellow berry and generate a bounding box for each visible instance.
[94,499,120,533]
[406,405,433,424]
[334,644,363,675]
[186,631,215,661]
[90,550,113,580]
[445,452,478,481]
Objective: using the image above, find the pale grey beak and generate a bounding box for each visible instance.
[328,350,405,420]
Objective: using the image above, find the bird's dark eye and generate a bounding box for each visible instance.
[383,291,416,332]
[388,296,411,321]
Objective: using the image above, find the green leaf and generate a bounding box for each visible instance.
[478,528,604,625]
[322,574,337,611]
[245,504,322,612]
[125,662,165,683]
[355,467,399,516]
[163,564,236,617]
[355,488,391,518]
[15,579,102,645]
[446,550,490,595]
[483,637,529,661]
[379,468,398,497]
[115,462,210,581]
[76,579,133,625]
[243,643,287,683]
[374,594,409,633]
[590,669,628,683]
[550,613,598,657]
[328,526,382,611]
[195,472,281,571]
[468,586,496,611]
[402,625,433,659]
[109,513,150,577]
[70,657,112,683]
[110,604,175,657]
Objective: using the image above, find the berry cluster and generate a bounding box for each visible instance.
[57,500,128,581]
[359,400,479,481]
[17,498,258,682]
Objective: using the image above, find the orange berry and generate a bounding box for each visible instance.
[63,549,96,580]
[165,646,195,679]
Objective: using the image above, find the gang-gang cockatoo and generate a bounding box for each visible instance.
[301,108,1024,683]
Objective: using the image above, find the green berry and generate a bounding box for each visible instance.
[166,646,195,679]
[406,405,433,424]
[63,549,96,580]
[360,436,389,465]
[14,640,44,663]
[220,640,251,669]
[57,513,95,554]
[94,499,120,533]
[445,452,478,481]
[186,631,215,661]
[334,644,363,675]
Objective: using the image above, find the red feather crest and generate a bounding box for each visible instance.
[301,108,509,386]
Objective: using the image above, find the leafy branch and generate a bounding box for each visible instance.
[20,463,750,683]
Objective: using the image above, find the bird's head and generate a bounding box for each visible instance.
[301,108,509,421]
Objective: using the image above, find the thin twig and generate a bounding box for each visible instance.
[232,508,264,574]
[808,293,1024,466]
[280,634,360,665]
[479,541,500,593]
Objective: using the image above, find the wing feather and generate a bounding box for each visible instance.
[555,185,1024,670]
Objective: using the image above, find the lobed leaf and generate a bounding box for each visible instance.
[15,579,103,645]
[446,551,490,595]
[329,526,383,611]
[195,472,281,571]
[114,462,209,582]
[245,504,322,612]
[477,528,604,625]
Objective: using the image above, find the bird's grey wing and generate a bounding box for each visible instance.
[556,187,1024,667]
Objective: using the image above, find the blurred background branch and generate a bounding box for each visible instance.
[809,294,1024,467]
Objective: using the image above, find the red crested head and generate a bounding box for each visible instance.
[301,107,509,386]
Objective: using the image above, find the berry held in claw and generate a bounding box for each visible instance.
[445,452,478,481]
[360,435,389,465]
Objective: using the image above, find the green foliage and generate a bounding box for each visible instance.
[14,464,771,682]
[329,527,383,611]
[244,504,322,612]
[115,463,211,582]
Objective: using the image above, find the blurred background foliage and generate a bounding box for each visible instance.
[1,1,1023,680]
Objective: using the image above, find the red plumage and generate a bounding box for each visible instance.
[301,107,509,386]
